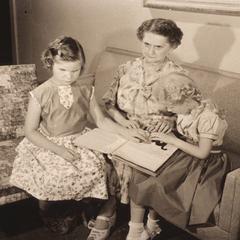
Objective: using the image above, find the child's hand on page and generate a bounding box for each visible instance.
[147,119,173,133]
[150,132,177,145]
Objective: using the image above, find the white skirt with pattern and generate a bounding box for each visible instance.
[10,129,108,201]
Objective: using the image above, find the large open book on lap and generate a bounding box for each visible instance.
[74,128,177,176]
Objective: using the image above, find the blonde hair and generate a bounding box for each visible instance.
[163,72,202,104]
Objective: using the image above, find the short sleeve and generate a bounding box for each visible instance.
[102,63,127,109]
[198,111,224,140]
[30,81,52,109]
[29,91,41,108]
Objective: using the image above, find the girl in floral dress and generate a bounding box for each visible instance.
[126,72,230,240]
[9,36,145,235]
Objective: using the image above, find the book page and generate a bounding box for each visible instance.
[73,128,127,154]
[113,141,177,172]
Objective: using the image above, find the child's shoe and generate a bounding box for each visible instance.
[142,214,162,239]
[87,212,116,240]
[126,221,149,240]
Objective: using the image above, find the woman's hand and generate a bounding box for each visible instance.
[147,119,173,133]
[120,119,140,129]
[120,128,149,143]
[150,132,177,145]
[56,146,80,161]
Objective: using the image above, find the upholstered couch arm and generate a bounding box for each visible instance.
[219,168,240,240]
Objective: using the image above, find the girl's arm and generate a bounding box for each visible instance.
[89,95,146,141]
[150,132,213,159]
[106,106,140,129]
[24,96,79,161]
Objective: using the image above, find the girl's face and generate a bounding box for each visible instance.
[167,99,199,115]
[141,32,175,64]
[52,58,82,85]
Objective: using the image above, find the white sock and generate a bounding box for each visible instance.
[127,221,144,239]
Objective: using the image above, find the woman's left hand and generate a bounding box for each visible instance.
[120,128,148,143]
[150,132,177,145]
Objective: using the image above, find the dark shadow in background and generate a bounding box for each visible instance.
[0,0,13,65]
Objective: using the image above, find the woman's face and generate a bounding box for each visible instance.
[141,32,175,63]
[52,58,82,85]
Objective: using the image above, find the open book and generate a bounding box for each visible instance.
[74,128,177,176]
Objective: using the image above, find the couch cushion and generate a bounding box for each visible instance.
[0,138,29,205]
[0,64,38,140]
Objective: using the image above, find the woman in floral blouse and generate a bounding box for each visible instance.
[87,18,188,240]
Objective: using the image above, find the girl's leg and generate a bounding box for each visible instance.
[87,196,117,240]
[148,209,158,220]
[130,199,145,223]
[38,200,51,211]
[126,200,146,240]
[93,196,117,229]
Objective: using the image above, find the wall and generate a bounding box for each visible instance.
[14,0,240,81]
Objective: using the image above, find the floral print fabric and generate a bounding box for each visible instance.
[103,57,186,120]
[102,57,186,203]
[57,85,74,109]
[10,129,108,201]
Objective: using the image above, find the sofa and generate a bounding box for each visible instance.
[0,64,38,205]
[93,47,240,240]
[0,49,240,240]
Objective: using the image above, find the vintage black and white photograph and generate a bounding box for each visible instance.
[0,0,240,240]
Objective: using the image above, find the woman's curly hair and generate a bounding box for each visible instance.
[137,18,183,47]
[41,36,85,71]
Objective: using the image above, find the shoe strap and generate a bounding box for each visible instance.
[96,215,111,222]
[88,219,96,229]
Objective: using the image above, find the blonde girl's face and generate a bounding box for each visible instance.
[141,32,175,63]
[52,58,82,85]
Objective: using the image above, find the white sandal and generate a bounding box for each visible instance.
[87,212,116,240]
[142,215,162,240]
[126,222,149,240]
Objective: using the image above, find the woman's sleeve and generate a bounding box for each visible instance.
[102,64,126,109]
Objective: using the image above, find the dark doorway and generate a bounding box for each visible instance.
[0,0,13,65]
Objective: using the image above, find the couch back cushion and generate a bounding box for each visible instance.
[95,47,240,155]
[0,64,38,140]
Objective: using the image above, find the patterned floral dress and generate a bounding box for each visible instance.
[103,57,186,203]
[10,79,109,201]
[129,101,230,227]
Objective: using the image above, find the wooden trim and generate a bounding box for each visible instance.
[9,0,19,64]
[105,47,240,80]
[143,0,240,16]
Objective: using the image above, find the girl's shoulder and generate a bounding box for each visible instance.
[195,100,228,131]
[31,79,55,105]
[32,79,54,93]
